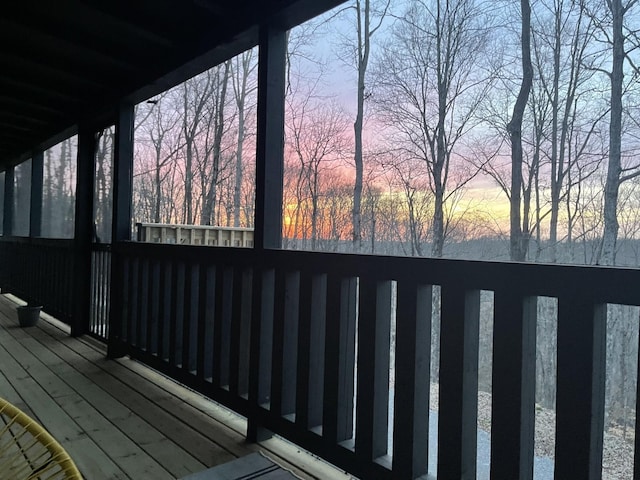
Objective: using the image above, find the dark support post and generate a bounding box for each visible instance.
[30,152,43,237]
[72,128,96,336]
[108,103,135,358]
[253,23,286,251]
[248,22,287,443]
[112,105,134,244]
[555,297,605,479]
[3,166,14,236]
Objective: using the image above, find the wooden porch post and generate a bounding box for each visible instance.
[108,103,134,358]
[253,24,286,251]
[72,127,96,337]
[29,151,43,238]
[248,23,287,442]
[3,166,14,236]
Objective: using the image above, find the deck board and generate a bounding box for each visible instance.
[0,295,351,480]
[0,326,129,479]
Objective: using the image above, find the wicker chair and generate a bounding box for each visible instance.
[0,397,82,479]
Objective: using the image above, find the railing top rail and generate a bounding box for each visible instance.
[115,241,640,307]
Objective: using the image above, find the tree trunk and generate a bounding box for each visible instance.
[549,10,561,262]
[601,0,624,266]
[233,57,248,227]
[352,0,370,251]
[508,0,533,262]
[432,0,447,259]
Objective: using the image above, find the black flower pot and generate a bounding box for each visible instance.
[17,305,42,327]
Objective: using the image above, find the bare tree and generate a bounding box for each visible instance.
[231,49,258,227]
[532,0,601,261]
[181,69,216,224]
[587,0,640,264]
[94,126,114,242]
[373,0,492,257]
[198,61,233,226]
[351,0,389,250]
[286,98,349,250]
[136,94,183,223]
[508,0,533,261]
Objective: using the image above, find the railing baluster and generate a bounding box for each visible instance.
[182,262,195,373]
[117,254,129,346]
[168,260,180,371]
[490,292,536,480]
[555,296,605,479]
[100,251,106,337]
[158,261,169,362]
[356,278,391,462]
[258,268,275,405]
[229,266,244,395]
[129,256,139,345]
[438,287,480,479]
[238,268,253,396]
[323,275,357,445]
[97,251,104,337]
[196,264,212,382]
[98,250,104,337]
[296,270,312,429]
[307,273,326,431]
[176,262,187,369]
[214,266,232,388]
[147,260,159,356]
[90,251,97,334]
[393,282,431,479]
[106,250,112,339]
[138,258,149,351]
[271,269,286,416]
[282,272,300,418]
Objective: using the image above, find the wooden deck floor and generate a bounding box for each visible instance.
[0,294,350,480]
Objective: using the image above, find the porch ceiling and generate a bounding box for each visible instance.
[0,0,343,169]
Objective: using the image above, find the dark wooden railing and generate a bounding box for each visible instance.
[0,238,76,325]
[108,241,640,480]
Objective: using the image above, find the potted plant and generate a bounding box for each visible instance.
[17,302,42,328]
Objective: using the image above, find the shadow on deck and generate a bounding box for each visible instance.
[0,294,348,480]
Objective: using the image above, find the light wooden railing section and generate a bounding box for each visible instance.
[136,223,254,248]
[0,397,82,479]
